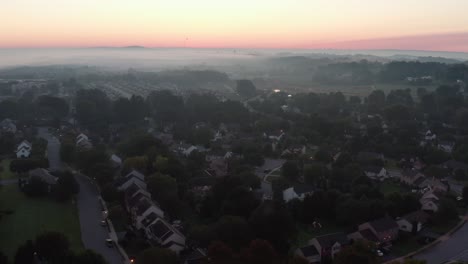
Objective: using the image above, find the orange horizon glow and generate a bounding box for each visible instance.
[2,0,468,52]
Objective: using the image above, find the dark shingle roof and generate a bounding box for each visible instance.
[360,228,379,243]
[414,177,426,186]
[150,220,173,241]
[315,233,349,248]
[135,199,152,215]
[125,183,141,197]
[368,217,398,232]
[142,212,159,227]
[401,210,429,223]
[128,192,145,208]
[300,245,319,257]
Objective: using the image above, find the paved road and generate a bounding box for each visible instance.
[37,127,62,170]
[37,127,122,264]
[414,220,468,264]
[75,174,123,264]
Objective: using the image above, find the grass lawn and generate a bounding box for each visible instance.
[0,159,15,180]
[0,185,83,260]
[380,180,408,196]
[429,219,460,235]
[392,235,422,256]
[293,222,342,248]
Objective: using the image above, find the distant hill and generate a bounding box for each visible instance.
[122,46,146,49]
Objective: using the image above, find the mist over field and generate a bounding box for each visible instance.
[1,48,468,71]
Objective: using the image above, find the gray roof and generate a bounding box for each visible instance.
[299,245,319,257]
[315,233,349,248]
[401,210,429,223]
[368,217,398,232]
[29,168,57,185]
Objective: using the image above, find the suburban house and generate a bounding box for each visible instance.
[116,168,187,254]
[364,166,387,180]
[418,178,448,193]
[206,158,228,177]
[309,232,349,261]
[117,170,147,191]
[110,154,122,168]
[424,130,436,141]
[295,245,320,264]
[397,210,429,233]
[146,217,186,254]
[420,190,440,212]
[399,169,425,186]
[283,184,315,202]
[0,118,16,133]
[28,168,57,192]
[133,198,165,230]
[265,131,285,141]
[281,145,307,157]
[16,140,32,158]
[173,144,208,157]
[76,133,92,149]
[183,248,207,264]
[348,228,380,246]
[438,141,455,153]
[154,132,174,146]
[358,217,399,245]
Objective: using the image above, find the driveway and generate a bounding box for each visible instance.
[75,173,123,264]
[414,220,468,264]
[37,127,62,171]
[0,179,17,186]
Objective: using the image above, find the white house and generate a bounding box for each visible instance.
[133,198,165,230]
[16,140,32,158]
[76,133,93,149]
[0,119,16,133]
[438,141,455,153]
[118,170,147,191]
[110,154,122,167]
[425,130,436,141]
[265,131,285,141]
[420,191,440,212]
[397,210,429,233]
[146,217,186,254]
[364,166,388,180]
[283,185,315,202]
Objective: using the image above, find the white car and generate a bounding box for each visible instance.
[376,250,384,257]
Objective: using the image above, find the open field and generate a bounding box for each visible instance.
[0,185,83,260]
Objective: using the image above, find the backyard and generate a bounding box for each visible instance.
[0,184,83,259]
[293,222,343,248]
[0,159,14,180]
[380,180,409,196]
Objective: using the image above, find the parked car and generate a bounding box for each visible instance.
[100,220,107,227]
[105,238,114,248]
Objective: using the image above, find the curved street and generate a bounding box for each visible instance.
[414,218,468,264]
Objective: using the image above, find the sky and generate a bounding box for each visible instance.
[2,0,468,52]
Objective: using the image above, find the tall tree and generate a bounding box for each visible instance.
[137,247,178,264]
